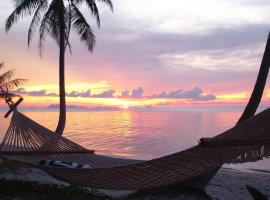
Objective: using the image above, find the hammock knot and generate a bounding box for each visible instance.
[4,97,23,118]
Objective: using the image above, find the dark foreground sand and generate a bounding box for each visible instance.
[0,167,269,200]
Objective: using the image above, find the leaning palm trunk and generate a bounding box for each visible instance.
[55,0,66,135]
[238,32,270,123]
[190,32,270,188]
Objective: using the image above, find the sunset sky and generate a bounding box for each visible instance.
[1,0,270,109]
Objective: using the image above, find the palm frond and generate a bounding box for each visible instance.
[13,0,24,7]
[0,92,20,100]
[28,0,48,46]
[0,79,27,91]
[8,0,113,55]
[70,2,96,51]
[39,0,60,55]
[39,0,72,55]
[65,0,73,53]
[0,70,14,85]
[97,0,113,11]
[84,0,100,27]
[6,0,45,32]
[71,0,84,5]
[72,0,113,25]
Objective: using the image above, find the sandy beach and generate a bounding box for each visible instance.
[0,166,269,200]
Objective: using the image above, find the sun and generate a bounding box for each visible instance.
[122,104,129,109]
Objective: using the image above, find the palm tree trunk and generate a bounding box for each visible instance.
[55,0,66,135]
[189,33,270,190]
[238,32,270,123]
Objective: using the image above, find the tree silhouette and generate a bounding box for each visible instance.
[0,62,27,99]
[6,0,113,135]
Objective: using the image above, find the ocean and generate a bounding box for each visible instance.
[0,108,269,172]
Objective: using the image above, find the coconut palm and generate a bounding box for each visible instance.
[0,62,27,99]
[5,0,113,135]
[199,33,270,190]
[238,33,270,123]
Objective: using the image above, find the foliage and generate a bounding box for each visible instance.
[0,62,26,99]
[6,0,113,55]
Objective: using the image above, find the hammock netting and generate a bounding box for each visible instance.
[0,108,270,190]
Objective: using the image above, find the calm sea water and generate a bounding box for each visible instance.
[0,109,269,172]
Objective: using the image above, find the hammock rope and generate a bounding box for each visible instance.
[0,107,269,190]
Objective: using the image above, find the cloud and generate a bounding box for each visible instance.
[66,89,115,98]
[91,23,268,72]
[158,43,263,72]
[14,88,47,97]
[120,89,130,98]
[13,86,215,101]
[118,87,144,98]
[92,89,115,98]
[14,88,114,98]
[66,90,92,97]
[131,87,144,98]
[149,86,216,101]
[47,92,58,97]
[1,0,270,98]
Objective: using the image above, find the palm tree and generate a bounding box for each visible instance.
[0,62,27,99]
[5,0,113,135]
[237,33,270,123]
[186,33,270,189]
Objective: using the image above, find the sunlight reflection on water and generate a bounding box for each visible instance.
[0,110,269,171]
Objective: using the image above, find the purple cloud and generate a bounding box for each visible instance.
[131,87,144,98]
[13,86,215,101]
[67,90,92,97]
[120,89,130,98]
[92,89,115,98]
[118,87,144,98]
[149,86,216,101]
[14,88,46,96]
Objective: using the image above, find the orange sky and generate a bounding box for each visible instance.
[1,1,270,110]
[0,82,268,110]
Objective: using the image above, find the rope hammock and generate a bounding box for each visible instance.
[0,104,269,190]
